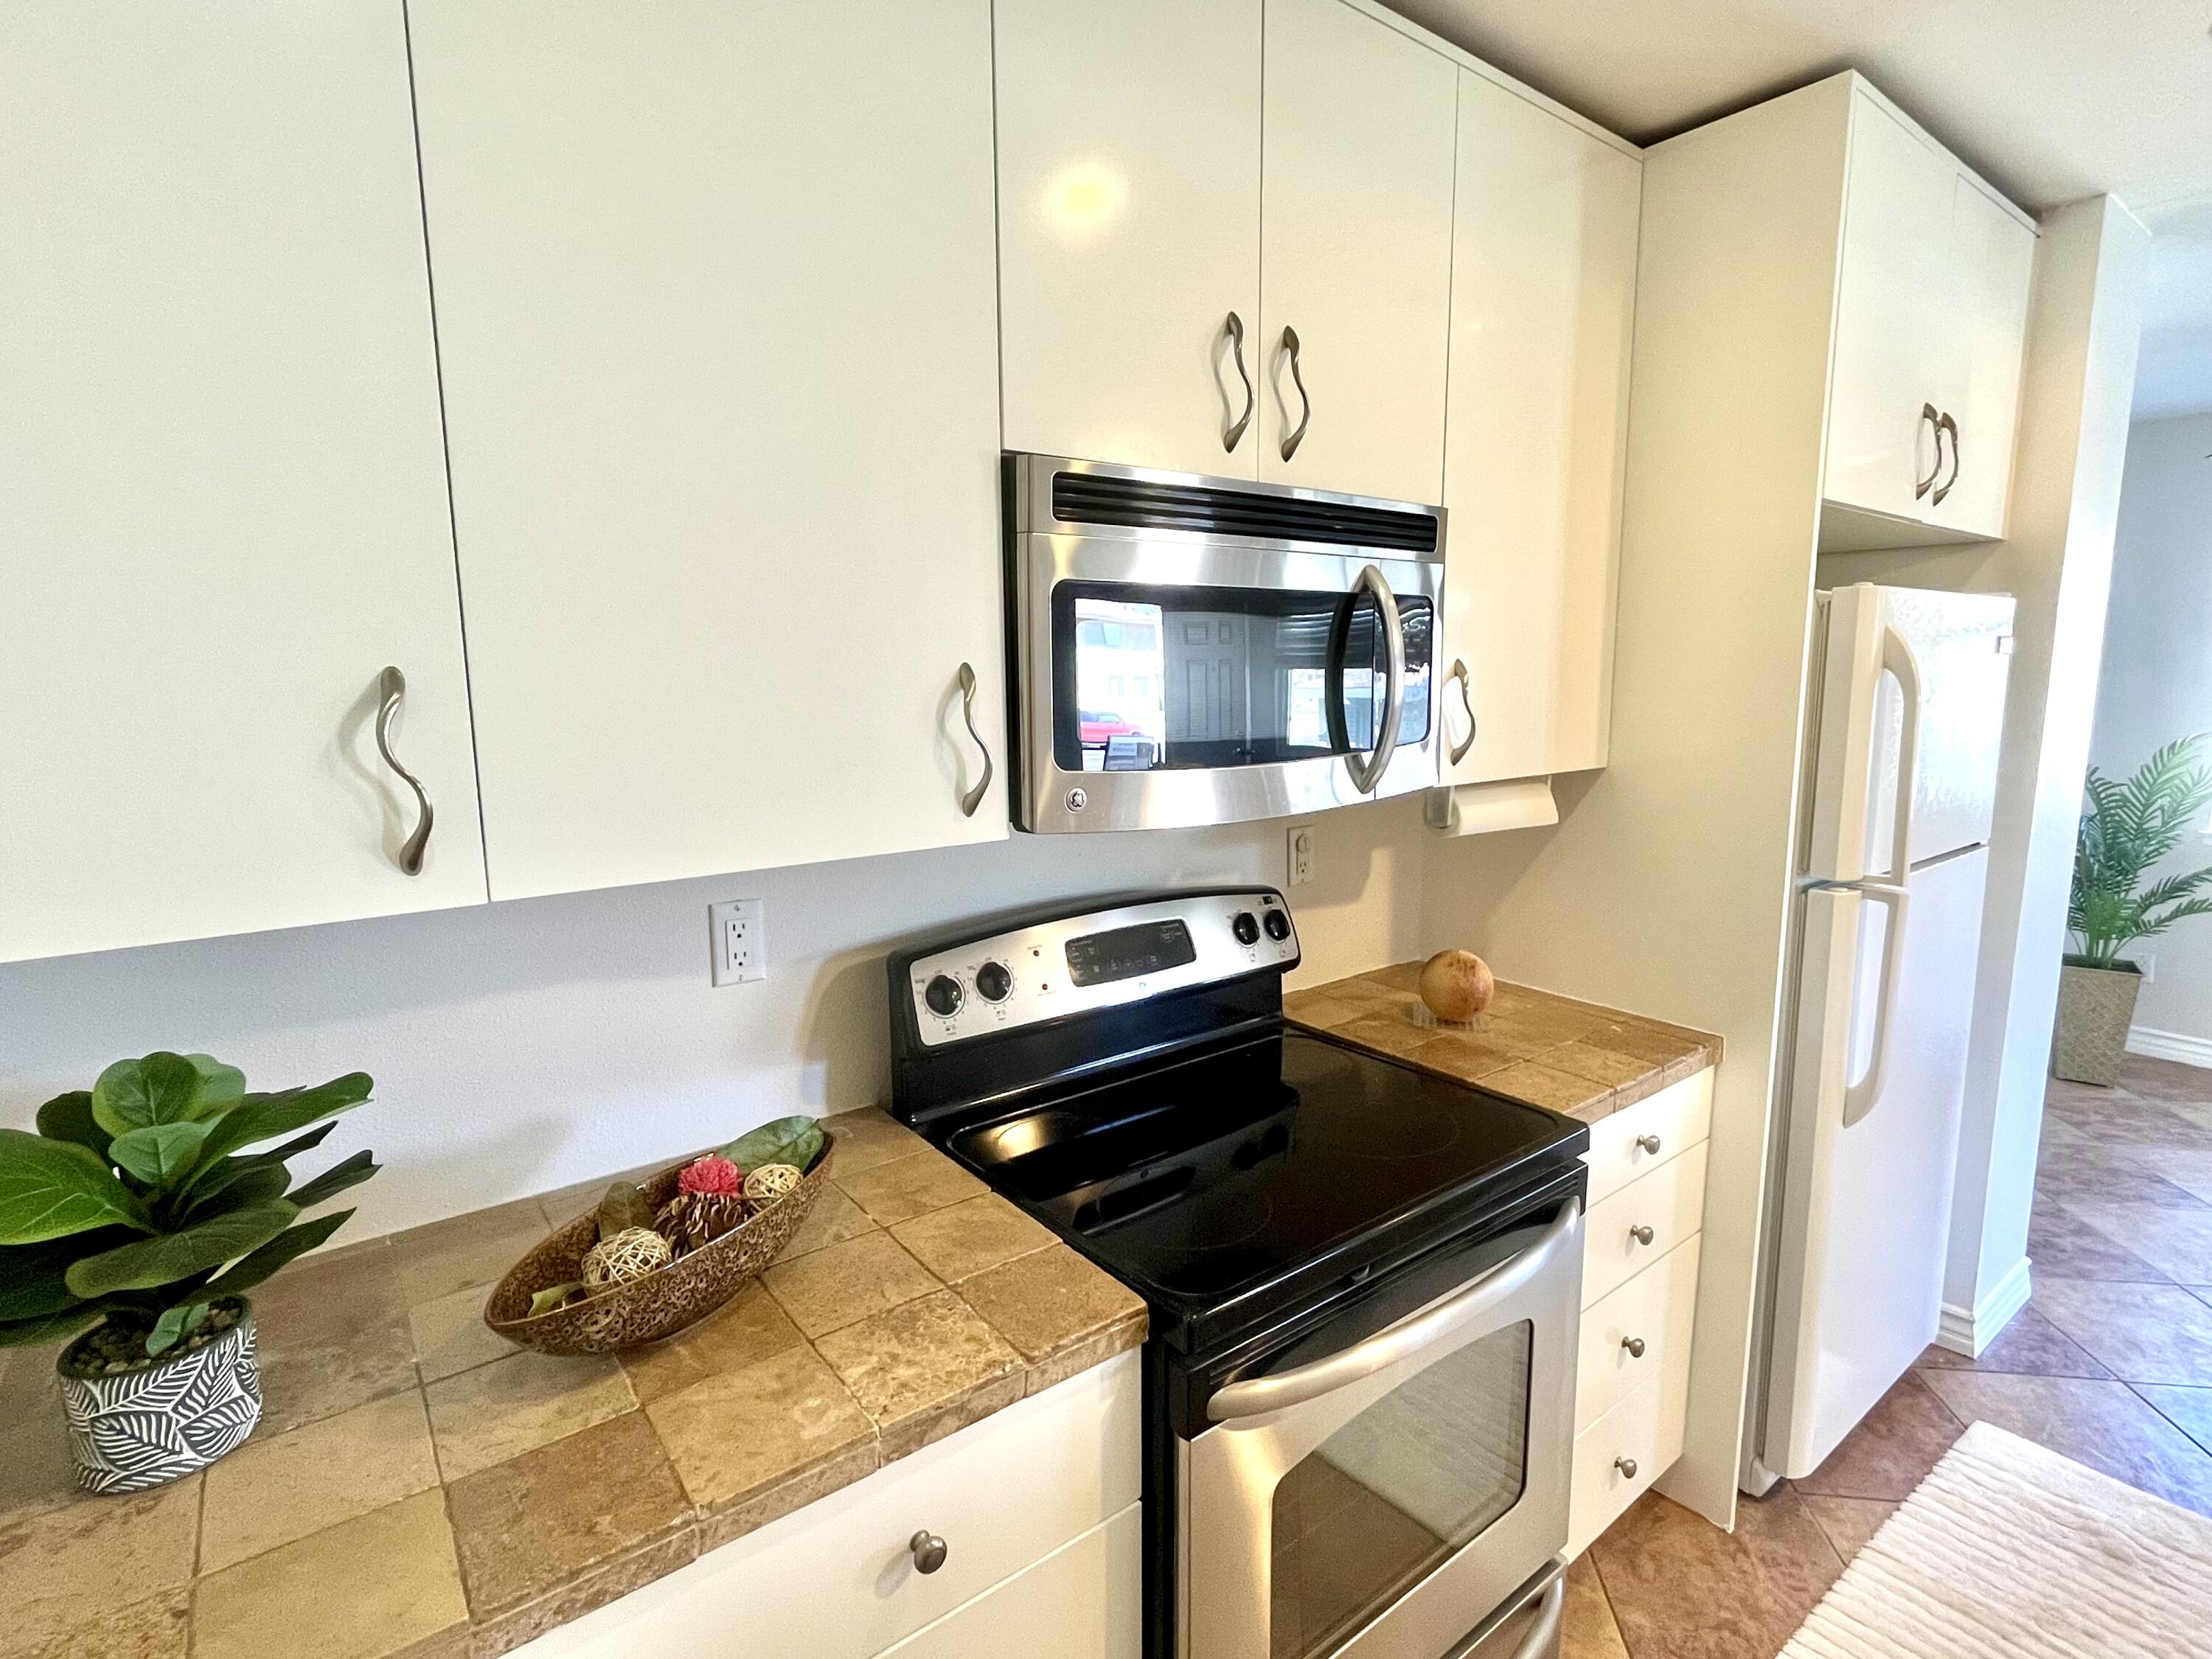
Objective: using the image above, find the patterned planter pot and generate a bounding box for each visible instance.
[57,1303,261,1495]
[2053,959,2145,1087]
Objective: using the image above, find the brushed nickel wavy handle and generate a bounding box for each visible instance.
[956,662,993,818]
[1279,325,1312,462]
[1932,411,1961,505]
[1341,564,1406,796]
[1914,403,1942,500]
[1444,658,1476,765]
[375,666,433,876]
[1222,311,1255,453]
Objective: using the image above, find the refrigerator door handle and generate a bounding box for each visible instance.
[1841,881,1910,1128]
[1877,622,1923,882]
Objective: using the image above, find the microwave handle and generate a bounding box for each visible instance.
[1205,1199,1580,1422]
[1341,563,1407,796]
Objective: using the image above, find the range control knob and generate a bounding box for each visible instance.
[1262,909,1292,942]
[1231,911,1261,946]
[975,961,1013,1002]
[923,974,964,1018]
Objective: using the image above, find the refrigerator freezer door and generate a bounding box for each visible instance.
[1763,850,1990,1478]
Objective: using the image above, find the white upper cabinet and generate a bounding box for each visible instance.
[995,0,1265,479]
[1440,72,1642,785]
[0,1,487,964]
[1258,0,1458,504]
[411,0,1006,901]
[1822,89,2035,546]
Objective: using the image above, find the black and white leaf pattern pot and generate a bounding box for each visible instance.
[58,1306,262,1495]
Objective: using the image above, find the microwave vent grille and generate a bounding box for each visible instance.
[1050,471,1439,554]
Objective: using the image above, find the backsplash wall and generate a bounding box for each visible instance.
[0,800,1431,1239]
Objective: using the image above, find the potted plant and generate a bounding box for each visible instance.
[0,1052,377,1493]
[2058,735,2212,1085]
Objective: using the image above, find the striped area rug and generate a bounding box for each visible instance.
[1782,1420,2212,1657]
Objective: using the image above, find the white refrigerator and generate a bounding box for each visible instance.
[1750,582,2015,1488]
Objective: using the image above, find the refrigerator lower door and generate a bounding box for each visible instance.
[1762,850,1989,1478]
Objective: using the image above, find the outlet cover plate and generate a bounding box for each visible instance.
[710,898,767,986]
[1287,824,1315,887]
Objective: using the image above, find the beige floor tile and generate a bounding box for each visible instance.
[761,1229,941,1338]
[956,1243,1146,1366]
[445,1410,692,1622]
[645,1343,877,1515]
[2129,1382,2212,1455]
[832,1150,988,1227]
[201,1388,441,1573]
[772,1180,879,1262]
[386,1200,551,1307]
[1798,1495,1898,1565]
[408,1282,520,1384]
[819,1106,930,1178]
[424,1350,635,1481]
[192,1488,468,1659]
[1916,1368,2212,1517]
[2028,1199,2174,1281]
[0,1478,199,1654]
[1590,1486,1841,1659]
[2033,1276,2212,1385]
[814,1290,1025,1460]
[0,1587,189,1659]
[1911,1302,2110,1380]
[2114,1054,2212,1105]
[890,1194,1056,1283]
[621,1283,807,1406]
[1791,1371,1963,1500]
[1562,1555,1629,1659]
[2066,1199,2212,1282]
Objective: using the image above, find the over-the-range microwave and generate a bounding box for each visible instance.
[1003,453,1445,833]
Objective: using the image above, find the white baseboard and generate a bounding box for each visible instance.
[2129,1024,2212,1069]
[1935,1256,2032,1357]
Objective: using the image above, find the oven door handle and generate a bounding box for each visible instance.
[1205,1199,1581,1422]
[1341,563,1407,796]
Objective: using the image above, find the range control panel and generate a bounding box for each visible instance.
[902,889,1300,1048]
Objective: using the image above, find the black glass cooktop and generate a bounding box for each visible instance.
[946,1029,1585,1351]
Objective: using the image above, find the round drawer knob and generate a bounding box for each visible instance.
[1615,1456,1639,1479]
[1636,1133,1662,1155]
[1630,1224,1655,1246]
[909,1531,948,1574]
[1621,1335,1646,1359]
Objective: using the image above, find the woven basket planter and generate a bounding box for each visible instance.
[58,1300,261,1495]
[485,1134,832,1356]
[2053,959,2143,1086]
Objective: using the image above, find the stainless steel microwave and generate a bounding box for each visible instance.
[1004,453,1445,833]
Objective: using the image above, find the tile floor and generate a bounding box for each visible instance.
[1568,1053,2212,1659]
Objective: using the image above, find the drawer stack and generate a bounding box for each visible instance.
[1567,1067,1714,1557]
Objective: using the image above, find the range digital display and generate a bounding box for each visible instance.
[1064,919,1197,988]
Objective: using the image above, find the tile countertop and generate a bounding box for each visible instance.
[0,1107,1144,1659]
[1287,963,1722,1121]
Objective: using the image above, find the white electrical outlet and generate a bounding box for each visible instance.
[709,899,767,986]
[1287,824,1315,887]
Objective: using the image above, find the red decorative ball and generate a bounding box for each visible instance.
[678,1153,744,1198]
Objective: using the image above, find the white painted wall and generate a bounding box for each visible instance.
[2091,411,2212,1050]
[0,801,1431,1240]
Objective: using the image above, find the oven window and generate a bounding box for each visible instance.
[1050,582,1432,773]
[1269,1321,1531,1659]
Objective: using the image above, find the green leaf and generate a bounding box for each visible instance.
[108,1121,216,1191]
[147,1301,210,1358]
[183,1074,374,1189]
[202,1209,355,1300]
[35,1092,109,1158]
[529,1281,584,1316]
[65,1199,299,1298]
[0,1235,114,1320]
[285,1150,378,1212]
[91,1051,206,1136]
[597,1182,653,1238]
[179,1155,293,1222]
[260,1121,339,1164]
[0,1304,110,1350]
[720,1116,826,1175]
[184,1055,246,1116]
[0,1130,156,1244]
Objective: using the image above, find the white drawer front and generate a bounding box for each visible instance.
[1582,1139,1708,1309]
[1582,1068,1714,1206]
[1567,1372,1665,1559]
[1576,1234,1701,1433]
[515,1354,1140,1658]
[880,1502,1141,1659]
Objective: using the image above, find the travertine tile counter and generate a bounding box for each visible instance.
[0,1107,1143,1659]
[1288,964,1722,1121]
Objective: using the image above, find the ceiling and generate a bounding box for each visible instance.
[1385,0,2212,415]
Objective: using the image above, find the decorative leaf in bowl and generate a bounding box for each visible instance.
[596,1182,653,1239]
[720,1116,825,1177]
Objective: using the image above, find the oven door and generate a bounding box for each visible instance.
[1015,531,1440,833]
[1179,1200,1582,1659]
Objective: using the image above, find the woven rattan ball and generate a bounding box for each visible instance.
[582,1225,672,1292]
[743,1163,803,1206]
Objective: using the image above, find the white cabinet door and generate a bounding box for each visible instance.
[1928,178,2036,539]
[1441,75,1641,784]
[1258,0,1457,504]
[411,0,1006,901]
[995,0,1264,479]
[1822,97,1961,523]
[0,1,486,964]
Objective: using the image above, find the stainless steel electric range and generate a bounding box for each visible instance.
[887,888,1589,1659]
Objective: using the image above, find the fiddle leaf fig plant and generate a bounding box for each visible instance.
[2070,734,2212,969]
[0,1054,378,1364]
